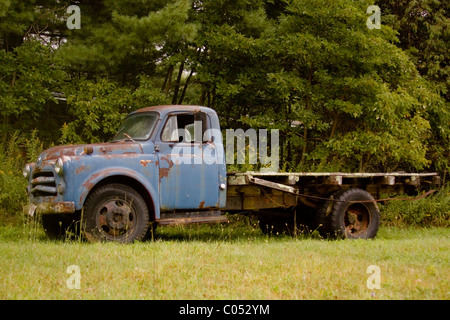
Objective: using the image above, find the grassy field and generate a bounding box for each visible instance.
[0,215,448,300]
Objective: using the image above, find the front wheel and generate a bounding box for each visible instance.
[82,183,149,243]
[316,188,380,239]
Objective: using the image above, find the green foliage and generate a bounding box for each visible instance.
[61,79,132,144]
[0,40,66,145]
[24,129,43,163]
[261,0,442,172]
[377,0,449,100]
[0,133,26,215]
[0,0,448,176]
[380,186,450,227]
[376,0,450,173]
[61,77,169,144]
[57,0,197,86]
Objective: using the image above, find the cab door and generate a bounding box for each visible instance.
[156,111,221,211]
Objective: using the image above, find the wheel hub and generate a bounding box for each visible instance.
[344,204,370,235]
[106,208,129,229]
[98,200,134,236]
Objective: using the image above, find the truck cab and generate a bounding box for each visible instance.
[23,105,227,242]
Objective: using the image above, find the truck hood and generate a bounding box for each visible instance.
[38,141,144,161]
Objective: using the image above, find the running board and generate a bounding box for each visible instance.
[157,210,228,226]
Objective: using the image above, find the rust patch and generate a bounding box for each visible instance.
[79,168,143,207]
[45,145,77,160]
[99,146,110,154]
[159,155,174,182]
[94,142,143,154]
[82,171,104,191]
[35,201,76,215]
[160,155,173,166]
[75,165,86,174]
[159,168,170,181]
[199,201,205,209]
[140,160,153,167]
[136,105,204,114]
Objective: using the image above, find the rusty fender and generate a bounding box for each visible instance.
[76,167,160,219]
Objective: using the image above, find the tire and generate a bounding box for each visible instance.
[82,183,149,243]
[316,188,380,239]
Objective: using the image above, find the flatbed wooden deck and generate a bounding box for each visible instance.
[225,171,440,211]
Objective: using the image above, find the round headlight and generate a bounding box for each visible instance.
[23,164,31,178]
[54,158,64,175]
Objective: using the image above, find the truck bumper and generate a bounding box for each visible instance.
[24,201,76,217]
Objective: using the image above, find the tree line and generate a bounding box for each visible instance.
[0,0,448,174]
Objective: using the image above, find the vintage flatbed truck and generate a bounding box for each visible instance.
[23,105,440,242]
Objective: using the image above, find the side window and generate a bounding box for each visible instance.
[161,115,180,142]
[161,112,209,143]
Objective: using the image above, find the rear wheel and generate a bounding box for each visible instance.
[82,183,149,243]
[316,188,380,239]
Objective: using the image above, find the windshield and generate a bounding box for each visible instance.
[112,113,158,141]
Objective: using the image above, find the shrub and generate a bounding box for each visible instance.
[380,185,450,227]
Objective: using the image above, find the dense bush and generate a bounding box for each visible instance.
[380,186,450,227]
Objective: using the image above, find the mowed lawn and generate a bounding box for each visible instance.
[0,219,448,300]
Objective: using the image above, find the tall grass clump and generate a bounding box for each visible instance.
[380,185,450,227]
[0,130,42,219]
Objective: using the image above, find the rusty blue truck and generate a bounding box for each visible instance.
[23,105,440,242]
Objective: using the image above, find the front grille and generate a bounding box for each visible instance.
[31,171,57,197]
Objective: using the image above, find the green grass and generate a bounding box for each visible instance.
[0,216,448,300]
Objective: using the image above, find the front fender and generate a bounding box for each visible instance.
[75,167,160,219]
